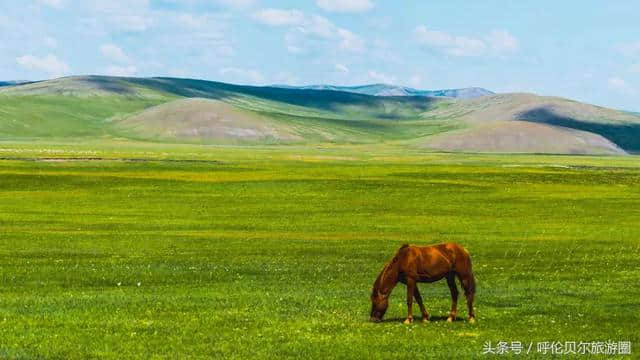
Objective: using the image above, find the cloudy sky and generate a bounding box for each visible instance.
[1,0,639,110]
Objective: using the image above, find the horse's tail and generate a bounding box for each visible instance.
[468,268,476,294]
[456,244,476,295]
[465,246,476,294]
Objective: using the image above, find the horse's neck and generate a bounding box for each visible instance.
[378,261,399,296]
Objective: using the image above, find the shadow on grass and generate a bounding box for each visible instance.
[517,107,640,153]
[123,76,440,119]
[379,315,457,323]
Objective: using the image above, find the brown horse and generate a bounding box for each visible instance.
[370,243,476,324]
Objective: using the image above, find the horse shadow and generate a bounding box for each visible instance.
[380,315,455,323]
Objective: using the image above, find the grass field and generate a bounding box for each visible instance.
[0,143,639,358]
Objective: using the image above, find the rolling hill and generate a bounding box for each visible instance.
[1,75,639,154]
[118,98,302,143]
[418,120,625,155]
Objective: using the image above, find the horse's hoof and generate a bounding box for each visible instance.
[468,317,476,324]
[422,317,430,323]
[447,316,454,323]
[403,318,413,325]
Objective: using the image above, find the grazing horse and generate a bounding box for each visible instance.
[370,243,476,324]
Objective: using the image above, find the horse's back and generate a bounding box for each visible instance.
[410,242,470,258]
[409,242,472,272]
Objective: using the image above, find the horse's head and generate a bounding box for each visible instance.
[370,256,401,322]
[370,290,389,322]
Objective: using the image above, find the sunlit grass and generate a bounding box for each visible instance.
[0,145,638,358]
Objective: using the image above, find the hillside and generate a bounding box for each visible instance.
[118,98,302,143]
[418,120,625,155]
[419,93,640,153]
[0,76,454,144]
[1,75,639,154]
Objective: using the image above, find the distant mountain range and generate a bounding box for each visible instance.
[274,84,494,99]
[1,75,639,155]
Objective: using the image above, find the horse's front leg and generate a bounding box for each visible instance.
[404,278,416,324]
[413,285,429,323]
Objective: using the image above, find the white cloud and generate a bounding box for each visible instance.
[39,0,63,9]
[335,63,349,73]
[100,44,130,63]
[174,13,230,34]
[90,0,147,13]
[617,41,640,56]
[408,74,425,88]
[174,14,207,28]
[416,27,452,47]
[316,0,373,13]
[338,29,364,52]
[111,15,153,31]
[219,67,265,84]
[173,13,229,28]
[217,0,256,9]
[157,15,234,63]
[284,30,319,55]
[285,32,311,55]
[367,70,396,84]
[104,65,137,76]
[608,77,627,88]
[608,77,636,95]
[485,30,519,54]
[447,37,486,57]
[253,9,365,53]
[16,54,70,78]
[252,9,305,26]
[302,15,336,39]
[87,1,153,32]
[415,25,518,57]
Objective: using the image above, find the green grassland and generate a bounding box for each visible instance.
[0,77,454,145]
[1,77,640,358]
[0,143,639,358]
[0,95,170,140]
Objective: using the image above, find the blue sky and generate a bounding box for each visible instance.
[1,0,639,110]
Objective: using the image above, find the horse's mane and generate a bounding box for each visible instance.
[371,262,390,296]
[372,244,409,297]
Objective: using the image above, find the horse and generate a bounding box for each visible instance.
[370,243,476,324]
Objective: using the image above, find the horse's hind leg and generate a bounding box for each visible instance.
[413,285,430,323]
[457,271,476,323]
[446,273,459,322]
